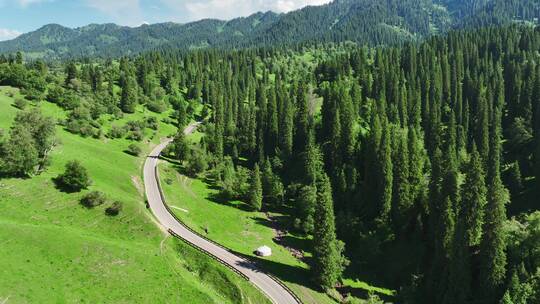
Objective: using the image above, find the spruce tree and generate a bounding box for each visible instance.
[392,129,411,236]
[293,83,311,157]
[311,173,346,290]
[120,74,137,113]
[65,62,77,85]
[248,163,263,211]
[378,122,393,221]
[279,92,294,160]
[534,66,540,189]
[266,89,279,157]
[479,107,508,303]
[461,144,487,246]
[476,88,490,162]
[444,212,471,304]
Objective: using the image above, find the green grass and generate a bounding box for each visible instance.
[0,86,268,304]
[158,155,395,303]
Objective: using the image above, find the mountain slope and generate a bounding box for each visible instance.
[0,0,538,59]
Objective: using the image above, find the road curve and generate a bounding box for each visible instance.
[143,123,300,304]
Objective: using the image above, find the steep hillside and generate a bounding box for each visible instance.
[0,87,269,304]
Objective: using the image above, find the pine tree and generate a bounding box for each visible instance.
[293,83,311,157]
[392,129,411,236]
[378,123,393,221]
[534,90,540,193]
[248,163,263,211]
[65,62,77,85]
[479,107,508,303]
[266,89,279,157]
[476,88,490,162]
[172,131,190,161]
[461,144,487,246]
[444,212,471,304]
[311,173,347,290]
[120,74,138,113]
[279,91,294,160]
[408,127,427,208]
[213,95,225,160]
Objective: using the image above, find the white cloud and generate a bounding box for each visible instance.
[17,0,49,7]
[0,0,53,8]
[161,0,332,22]
[273,0,331,13]
[85,0,143,26]
[0,28,22,41]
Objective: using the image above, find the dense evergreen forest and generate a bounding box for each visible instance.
[1,24,539,303]
[0,0,539,60]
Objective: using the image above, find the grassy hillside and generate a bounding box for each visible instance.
[0,87,269,304]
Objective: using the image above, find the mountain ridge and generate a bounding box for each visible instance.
[0,0,538,59]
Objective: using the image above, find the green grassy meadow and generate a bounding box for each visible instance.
[0,87,268,304]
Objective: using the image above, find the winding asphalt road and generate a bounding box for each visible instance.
[143,122,300,304]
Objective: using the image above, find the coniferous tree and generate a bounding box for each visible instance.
[445,209,471,304]
[392,129,411,236]
[476,88,490,162]
[279,92,294,160]
[172,131,190,161]
[461,144,487,246]
[65,62,77,85]
[293,83,311,158]
[311,173,347,290]
[408,127,427,210]
[120,74,137,113]
[479,107,508,303]
[535,104,540,189]
[248,163,263,211]
[266,89,279,157]
[378,122,393,222]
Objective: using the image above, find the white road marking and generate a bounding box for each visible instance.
[170,206,189,213]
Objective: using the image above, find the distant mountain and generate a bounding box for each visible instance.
[0,0,538,59]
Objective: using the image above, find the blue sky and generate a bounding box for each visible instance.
[0,0,331,40]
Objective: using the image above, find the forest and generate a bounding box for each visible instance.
[0,24,539,303]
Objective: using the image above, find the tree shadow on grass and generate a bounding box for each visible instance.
[51,176,82,194]
[158,155,182,167]
[232,250,317,290]
[280,234,311,254]
[206,192,253,212]
[202,176,221,191]
[252,216,276,230]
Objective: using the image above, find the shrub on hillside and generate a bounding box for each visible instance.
[65,106,95,137]
[105,201,123,216]
[108,125,127,139]
[126,144,142,156]
[127,130,144,141]
[13,98,27,110]
[147,99,168,113]
[81,191,107,208]
[56,160,92,192]
[145,116,159,130]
